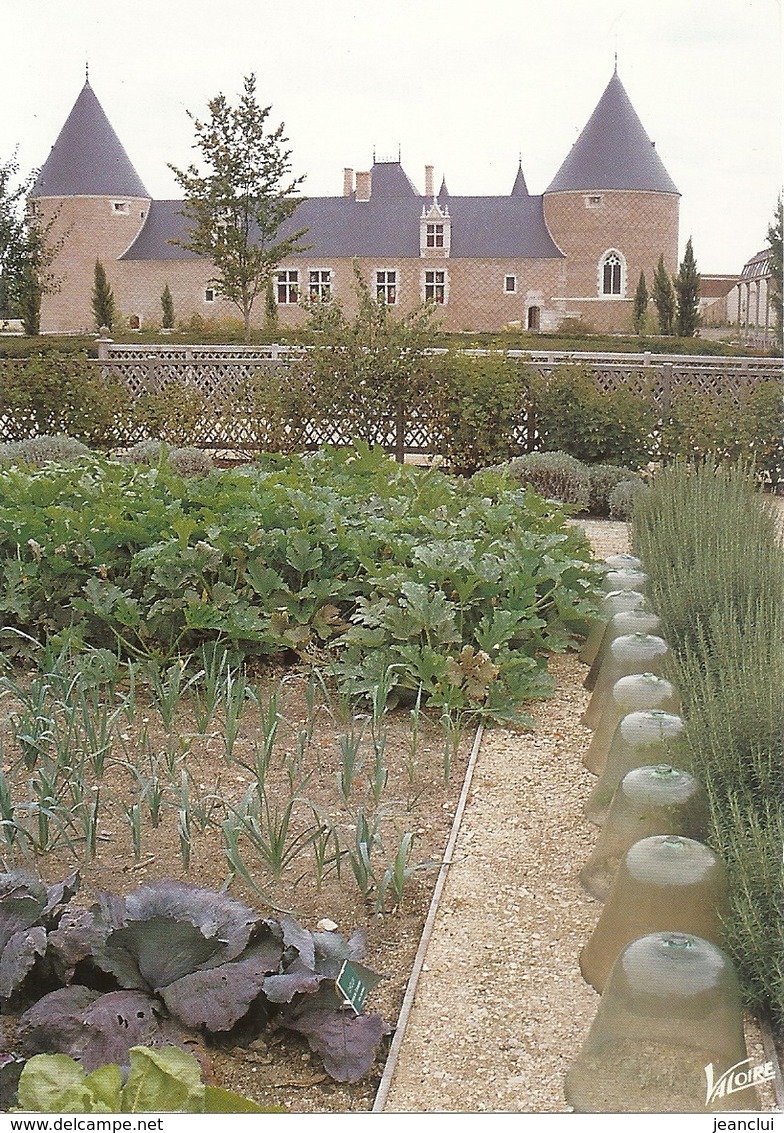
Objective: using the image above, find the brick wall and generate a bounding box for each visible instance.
[38,196,150,333]
[109,254,569,335]
[543,188,679,331]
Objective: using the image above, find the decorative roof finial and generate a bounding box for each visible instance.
[85,60,90,84]
[614,50,618,73]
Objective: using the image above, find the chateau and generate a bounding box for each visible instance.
[32,67,680,335]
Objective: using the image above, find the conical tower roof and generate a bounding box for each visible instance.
[511,161,529,196]
[546,69,678,194]
[33,80,149,198]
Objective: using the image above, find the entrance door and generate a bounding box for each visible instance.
[527,306,540,331]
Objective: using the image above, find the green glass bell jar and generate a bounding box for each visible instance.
[584,608,663,692]
[579,765,710,901]
[579,589,649,668]
[585,710,686,825]
[601,567,648,595]
[583,633,671,731]
[583,673,681,775]
[579,835,730,993]
[565,933,759,1113]
[601,553,643,572]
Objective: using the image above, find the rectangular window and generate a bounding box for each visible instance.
[424,270,446,304]
[309,269,331,300]
[276,270,299,304]
[585,195,603,209]
[112,201,129,215]
[504,275,517,294]
[376,270,397,304]
[204,287,216,303]
[426,223,444,249]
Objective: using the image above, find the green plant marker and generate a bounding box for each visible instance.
[336,959,376,1015]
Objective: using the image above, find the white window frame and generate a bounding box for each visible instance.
[204,287,217,304]
[585,194,604,209]
[276,269,299,304]
[423,268,448,305]
[598,249,626,298]
[376,269,398,305]
[111,201,129,215]
[504,274,517,294]
[308,269,332,301]
[426,223,444,249]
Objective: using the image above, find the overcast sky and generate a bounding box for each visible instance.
[2,0,781,274]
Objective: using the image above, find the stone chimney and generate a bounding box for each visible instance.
[343,168,354,196]
[424,165,434,198]
[355,170,371,201]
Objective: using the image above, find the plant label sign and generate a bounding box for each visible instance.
[336,960,375,1015]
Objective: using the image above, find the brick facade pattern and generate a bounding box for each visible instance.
[543,189,679,332]
[37,191,678,337]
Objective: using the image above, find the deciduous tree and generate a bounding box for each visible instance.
[169,74,308,341]
[675,236,701,337]
[298,262,440,457]
[0,154,65,333]
[767,195,783,343]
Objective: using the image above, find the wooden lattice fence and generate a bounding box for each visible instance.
[1,342,781,463]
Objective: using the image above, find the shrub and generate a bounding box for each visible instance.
[608,477,649,521]
[586,463,640,516]
[631,461,784,1028]
[528,364,654,468]
[0,434,91,468]
[739,380,784,487]
[498,450,590,510]
[233,368,312,454]
[119,439,214,477]
[131,385,208,447]
[428,353,527,474]
[0,353,130,447]
[661,381,784,486]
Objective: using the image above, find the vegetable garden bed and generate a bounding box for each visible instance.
[0,445,600,1111]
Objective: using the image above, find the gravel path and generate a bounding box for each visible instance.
[376,518,778,1114]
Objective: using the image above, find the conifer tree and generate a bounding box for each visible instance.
[161,283,175,330]
[92,259,115,331]
[675,237,701,337]
[652,254,676,336]
[632,271,649,335]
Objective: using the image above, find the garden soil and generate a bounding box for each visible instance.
[3,514,780,1114]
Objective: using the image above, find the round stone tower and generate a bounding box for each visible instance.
[31,78,151,333]
[543,66,680,333]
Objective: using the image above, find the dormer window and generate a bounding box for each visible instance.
[426,223,444,248]
[420,202,450,257]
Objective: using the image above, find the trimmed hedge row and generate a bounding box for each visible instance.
[0,351,781,481]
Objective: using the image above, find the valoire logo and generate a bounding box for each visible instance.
[704,1057,776,1106]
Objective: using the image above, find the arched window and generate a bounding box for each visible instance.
[602,253,620,296]
[599,250,626,297]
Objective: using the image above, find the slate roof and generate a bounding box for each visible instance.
[33,81,149,199]
[511,162,529,197]
[122,161,563,262]
[546,69,679,195]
